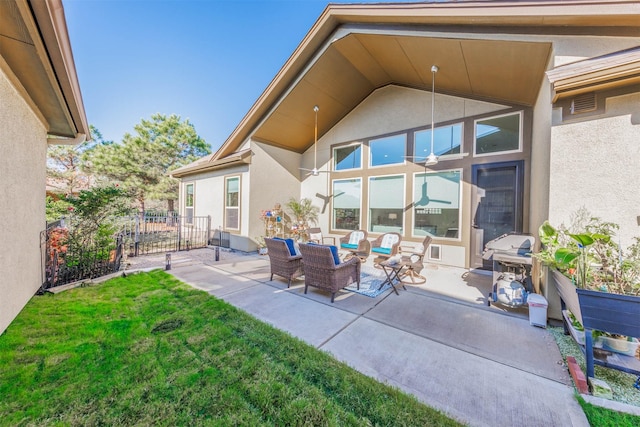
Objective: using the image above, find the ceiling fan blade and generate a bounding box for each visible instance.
[429,199,452,205]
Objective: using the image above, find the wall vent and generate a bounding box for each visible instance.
[428,244,441,261]
[570,92,596,114]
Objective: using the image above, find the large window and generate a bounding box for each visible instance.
[332,179,361,230]
[369,175,404,233]
[414,123,463,160]
[369,134,406,167]
[225,176,240,230]
[185,183,194,224]
[475,112,521,156]
[412,170,461,239]
[334,144,362,171]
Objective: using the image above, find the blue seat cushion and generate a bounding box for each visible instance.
[273,237,297,256]
[341,243,358,249]
[306,242,340,265]
[372,247,392,255]
[328,245,341,265]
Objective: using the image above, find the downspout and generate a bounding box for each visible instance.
[46,133,86,146]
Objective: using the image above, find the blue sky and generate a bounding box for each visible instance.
[62,0,383,152]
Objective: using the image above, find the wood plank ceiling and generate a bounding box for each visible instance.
[252,33,551,153]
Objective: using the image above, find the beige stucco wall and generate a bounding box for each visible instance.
[249,142,301,245]
[0,68,48,335]
[179,164,250,250]
[549,91,640,251]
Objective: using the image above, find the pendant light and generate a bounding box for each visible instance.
[424,65,439,166]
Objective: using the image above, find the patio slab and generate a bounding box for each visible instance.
[364,288,570,382]
[322,317,586,427]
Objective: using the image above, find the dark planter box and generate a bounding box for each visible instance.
[576,288,640,378]
[576,289,640,338]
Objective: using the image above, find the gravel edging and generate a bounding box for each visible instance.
[549,326,640,413]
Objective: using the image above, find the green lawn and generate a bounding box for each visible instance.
[0,270,460,426]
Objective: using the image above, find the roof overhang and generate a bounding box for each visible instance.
[0,0,89,142]
[547,46,640,102]
[170,149,252,179]
[210,1,640,161]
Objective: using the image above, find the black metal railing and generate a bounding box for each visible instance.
[118,214,212,256]
[40,230,124,291]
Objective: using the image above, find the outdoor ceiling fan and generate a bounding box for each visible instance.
[424,65,440,166]
[300,105,330,177]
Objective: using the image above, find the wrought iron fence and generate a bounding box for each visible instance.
[40,225,124,291]
[40,213,220,291]
[117,214,212,256]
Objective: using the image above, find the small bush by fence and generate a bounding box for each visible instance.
[40,228,123,291]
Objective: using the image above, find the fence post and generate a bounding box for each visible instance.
[206,215,211,246]
[134,215,140,257]
[177,216,182,251]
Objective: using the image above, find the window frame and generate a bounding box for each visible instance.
[411,169,463,241]
[184,183,194,224]
[224,176,240,231]
[331,177,362,231]
[414,122,464,162]
[333,142,363,172]
[473,111,523,157]
[367,173,405,234]
[368,133,407,169]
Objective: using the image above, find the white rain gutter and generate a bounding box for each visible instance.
[47,132,86,146]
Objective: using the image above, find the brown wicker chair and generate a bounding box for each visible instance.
[338,230,370,261]
[399,236,432,284]
[298,243,361,302]
[307,227,336,245]
[264,238,304,288]
[371,232,402,265]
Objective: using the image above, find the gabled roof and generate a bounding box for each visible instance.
[0,0,88,140]
[170,149,252,178]
[546,46,640,102]
[177,1,638,176]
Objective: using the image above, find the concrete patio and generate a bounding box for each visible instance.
[126,248,590,426]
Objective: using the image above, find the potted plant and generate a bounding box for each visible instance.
[255,236,268,255]
[284,197,319,241]
[536,209,640,377]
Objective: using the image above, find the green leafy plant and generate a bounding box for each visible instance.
[537,209,640,295]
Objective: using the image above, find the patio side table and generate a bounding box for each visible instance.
[379,259,409,295]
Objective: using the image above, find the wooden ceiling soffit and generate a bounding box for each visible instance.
[304,47,373,106]
[255,111,309,153]
[395,36,472,93]
[356,33,418,86]
[462,39,551,105]
[332,35,390,87]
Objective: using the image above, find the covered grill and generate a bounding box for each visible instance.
[482,233,535,308]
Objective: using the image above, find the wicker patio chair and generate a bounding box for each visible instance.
[264,238,304,288]
[338,229,370,261]
[371,232,402,265]
[298,243,360,303]
[307,227,336,245]
[399,235,432,284]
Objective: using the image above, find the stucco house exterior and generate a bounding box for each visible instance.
[171,1,640,305]
[0,0,88,334]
